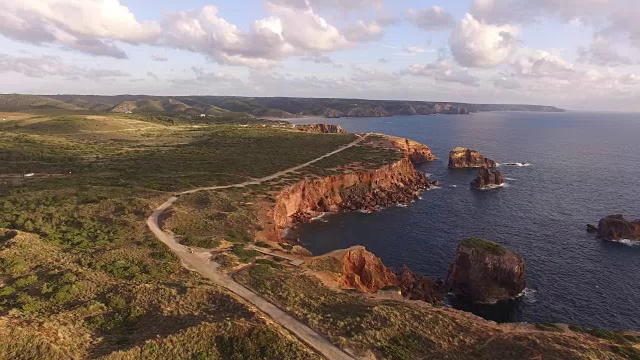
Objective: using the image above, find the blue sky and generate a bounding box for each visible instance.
[0,0,639,111]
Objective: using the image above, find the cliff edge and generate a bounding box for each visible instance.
[449,147,497,168]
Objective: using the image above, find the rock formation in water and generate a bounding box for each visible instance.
[448,147,497,168]
[273,158,431,229]
[445,238,526,304]
[296,124,347,134]
[595,215,640,241]
[398,265,443,304]
[471,167,505,189]
[586,224,599,233]
[340,246,399,292]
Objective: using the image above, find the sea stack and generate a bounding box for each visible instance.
[471,167,505,189]
[445,238,526,304]
[595,215,640,241]
[448,147,497,168]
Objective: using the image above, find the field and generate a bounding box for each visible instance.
[0,111,378,359]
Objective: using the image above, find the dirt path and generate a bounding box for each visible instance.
[147,135,367,360]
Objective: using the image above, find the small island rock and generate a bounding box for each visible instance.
[445,238,526,304]
[471,166,505,189]
[597,215,640,241]
[448,147,497,168]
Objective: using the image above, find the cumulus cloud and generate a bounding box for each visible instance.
[300,54,336,65]
[404,60,480,86]
[449,14,518,68]
[0,0,160,58]
[408,6,455,31]
[344,21,385,42]
[0,54,129,79]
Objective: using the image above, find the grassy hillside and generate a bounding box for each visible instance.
[0,94,84,112]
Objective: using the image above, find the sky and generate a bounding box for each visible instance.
[0,0,639,111]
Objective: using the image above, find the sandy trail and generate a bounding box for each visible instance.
[147,135,368,360]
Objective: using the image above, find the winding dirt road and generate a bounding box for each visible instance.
[147,135,368,360]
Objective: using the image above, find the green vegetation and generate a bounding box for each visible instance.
[307,256,343,274]
[234,264,627,359]
[460,238,507,256]
[0,111,375,358]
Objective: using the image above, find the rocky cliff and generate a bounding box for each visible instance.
[448,147,497,168]
[273,158,431,229]
[384,136,437,163]
[445,238,526,304]
[471,167,505,189]
[339,246,399,292]
[398,266,443,304]
[594,215,640,241]
[296,124,347,134]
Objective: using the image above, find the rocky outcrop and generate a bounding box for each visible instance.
[471,167,505,189]
[385,136,437,163]
[273,158,431,229]
[296,124,347,134]
[323,109,344,118]
[398,266,443,304]
[340,246,398,292]
[446,238,526,304]
[595,215,640,241]
[448,147,497,168]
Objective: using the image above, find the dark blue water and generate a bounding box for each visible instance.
[290,112,640,331]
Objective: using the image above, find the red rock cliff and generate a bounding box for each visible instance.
[273,158,430,229]
[386,136,437,163]
[448,147,497,168]
[340,246,399,292]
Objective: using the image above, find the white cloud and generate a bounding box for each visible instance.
[0,0,160,58]
[169,66,243,88]
[470,0,612,25]
[404,60,480,86]
[449,14,518,68]
[344,21,385,42]
[151,54,168,62]
[267,0,383,10]
[351,66,397,82]
[403,46,427,54]
[0,53,129,79]
[577,36,632,67]
[408,6,455,31]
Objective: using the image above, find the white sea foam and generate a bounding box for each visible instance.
[505,178,517,181]
[502,162,531,167]
[310,213,329,222]
[396,203,408,208]
[426,186,442,191]
[521,288,537,303]
[614,239,640,246]
[450,185,458,188]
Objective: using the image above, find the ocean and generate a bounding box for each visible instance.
[289,111,640,331]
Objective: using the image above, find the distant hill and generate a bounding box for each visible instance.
[2,94,565,118]
[0,94,84,112]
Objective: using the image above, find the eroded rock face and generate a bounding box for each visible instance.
[445,238,526,304]
[471,167,505,189]
[597,215,640,241]
[448,148,497,168]
[386,136,437,164]
[398,266,443,304]
[340,246,399,292]
[273,158,431,229]
[296,124,347,134]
